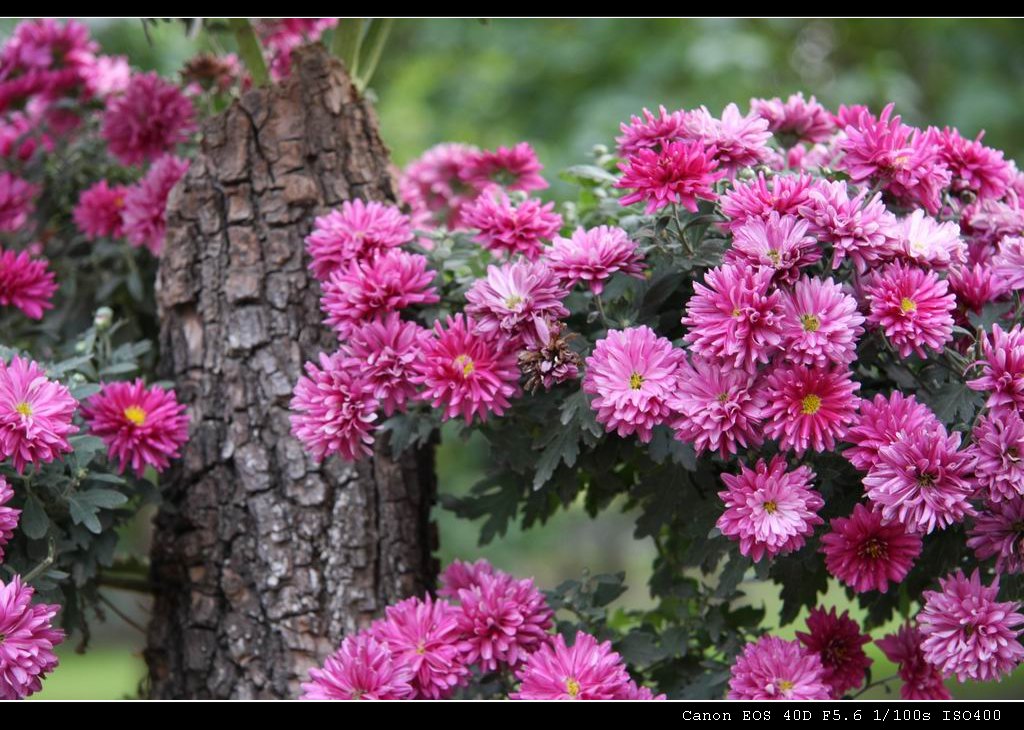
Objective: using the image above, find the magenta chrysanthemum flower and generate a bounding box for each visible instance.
[780,276,864,368]
[877,624,952,700]
[724,212,820,285]
[544,225,645,295]
[290,352,379,462]
[465,260,569,348]
[797,180,899,273]
[618,681,666,700]
[455,570,553,672]
[399,142,478,229]
[720,173,814,230]
[684,103,772,174]
[918,569,1024,683]
[971,410,1024,503]
[413,314,520,424]
[370,595,469,699]
[844,391,940,472]
[255,18,337,80]
[615,105,689,156]
[344,314,429,417]
[0,476,19,563]
[968,324,1024,416]
[0,247,57,320]
[751,92,835,144]
[821,503,922,594]
[437,558,496,599]
[301,633,415,700]
[763,364,859,456]
[938,127,1013,203]
[121,154,189,255]
[459,142,547,192]
[305,200,414,281]
[0,575,63,700]
[461,191,562,261]
[582,326,683,443]
[0,356,77,474]
[717,456,823,562]
[510,631,631,700]
[101,71,195,166]
[728,635,830,700]
[81,379,189,476]
[863,262,955,359]
[950,262,1006,315]
[897,209,966,270]
[864,424,975,534]
[669,356,766,458]
[0,172,37,232]
[617,139,723,214]
[82,54,130,98]
[993,236,1024,293]
[73,180,128,240]
[682,264,784,372]
[796,607,872,698]
[319,250,439,337]
[968,498,1024,575]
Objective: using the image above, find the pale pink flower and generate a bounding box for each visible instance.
[897,209,966,270]
[780,276,864,367]
[510,631,631,700]
[544,225,645,295]
[720,172,814,230]
[724,212,821,285]
[0,355,77,474]
[465,260,569,348]
[797,180,899,273]
[728,636,830,700]
[684,103,772,174]
[967,324,1024,416]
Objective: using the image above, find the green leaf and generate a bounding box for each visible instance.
[99,361,140,376]
[67,495,102,534]
[69,434,106,464]
[533,425,580,490]
[559,164,618,186]
[69,383,102,400]
[922,380,984,426]
[20,494,50,540]
[77,488,128,509]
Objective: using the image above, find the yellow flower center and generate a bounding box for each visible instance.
[801,394,822,415]
[716,392,730,403]
[416,642,426,655]
[629,372,644,390]
[763,500,778,514]
[800,314,821,333]
[900,297,917,313]
[505,295,523,309]
[916,473,936,488]
[453,354,475,377]
[778,679,795,692]
[14,402,32,417]
[565,677,581,698]
[123,405,147,426]
[731,307,742,318]
[766,249,781,265]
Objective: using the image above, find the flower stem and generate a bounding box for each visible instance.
[228,18,269,87]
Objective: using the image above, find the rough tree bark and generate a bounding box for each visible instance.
[146,46,437,700]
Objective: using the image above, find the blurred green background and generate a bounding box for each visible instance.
[4,17,1023,700]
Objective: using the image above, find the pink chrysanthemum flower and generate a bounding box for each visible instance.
[751,92,835,144]
[510,631,631,701]
[0,575,63,700]
[968,498,1024,575]
[968,324,1024,416]
[780,276,864,368]
[682,264,784,372]
[73,180,128,240]
[728,635,830,700]
[255,18,338,81]
[0,356,77,474]
[950,262,1006,315]
[0,247,57,320]
[796,607,872,698]
[582,326,683,443]
[437,558,496,599]
[615,105,689,155]
[617,139,723,214]
[971,410,1024,503]
[717,456,823,562]
[121,154,189,255]
[399,142,479,229]
[864,424,975,534]
[301,633,415,700]
[289,352,379,462]
[863,261,955,359]
[82,54,130,98]
[455,571,553,672]
[101,71,195,166]
[897,209,966,270]
[938,127,1013,203]
[460,142,548,193]
[993,236,1024,293]
[81,379,189,476]
[844,391,940,472]
[465,260,569,348]
[877,624,952,701]
[0,476,19,563]
[684,103,772,174]
[724,212,821,285]
[544,225,645,295]
[821,503,922,594]
[618,681,666,700]
[0,110,52,162]
[413,315,520,424]
[319,250,439,337]
[797,180,899,273]
[305,200,414,281]
[962,197,1024,249]
[763,364,860,456]
[720,173,814,230]
[771,141,833,172]
[461,191,562,261]
[0,172,37,232]
[344,314,429,417]
[669,356,766,458]
[918,569,1024,683]
[370,595,470,699]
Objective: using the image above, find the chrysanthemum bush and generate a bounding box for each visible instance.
[292,93,1024,699]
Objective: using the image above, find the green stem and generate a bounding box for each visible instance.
[23,537,56,584]
[354,18,394,90]
[851,674,898,699]
[228,18,269,87]
[332,18,365,77]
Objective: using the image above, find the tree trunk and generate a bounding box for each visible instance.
[145,45,437,700]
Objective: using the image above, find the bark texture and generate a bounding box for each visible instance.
[146,45,436,700]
